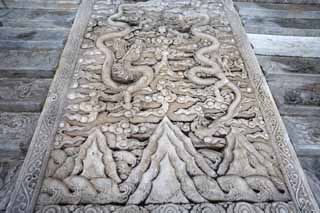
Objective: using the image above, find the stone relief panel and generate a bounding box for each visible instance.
[33,0,311,212]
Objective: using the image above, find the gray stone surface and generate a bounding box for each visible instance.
[0,27,69,49]
[0,79,51,112]
[257,55,320,77]
[0,112,39,155]
[0,50,61,76]
[283,116,320,157]
[299,157,320,205]
[0,160,23,212]
[267,75,320,116]
[283,116,320,145]
[248,34,320,57]
[243,16,320,30]
[235,0,320,4]
[0,0,79,10]
[235,2,320,18]
[0,8,76,28]
[0,8,76,23]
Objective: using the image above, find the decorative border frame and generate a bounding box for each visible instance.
[6,0,319,212]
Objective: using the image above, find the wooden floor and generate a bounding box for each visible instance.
[0,0,319,210]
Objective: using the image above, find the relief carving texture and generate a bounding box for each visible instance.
[9,0,317,212]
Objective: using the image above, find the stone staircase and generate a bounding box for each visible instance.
[0,0,80,211]
[235,1,320,204]
[0,0,319,211]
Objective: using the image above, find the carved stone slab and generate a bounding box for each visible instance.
[6,0,319,212]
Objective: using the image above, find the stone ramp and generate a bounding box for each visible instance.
[5,0,319,212]
[0,0,79,212]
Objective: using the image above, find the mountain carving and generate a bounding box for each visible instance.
[125,117,212,204]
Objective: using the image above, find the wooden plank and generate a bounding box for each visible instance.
[248,34,320,57]
[235,2,320,19]
[0,27,69,49]
[267,75,320,116]
[0,49,61,75]
[257,55,320,77]
[0,78,51,112]
[0,112,39,155]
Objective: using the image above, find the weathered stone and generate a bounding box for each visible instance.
[235,2,320,19]
[0,8,76,28]
[0,0,79,10]
[0,27,69,49]
[243,16,320,33]
[283,116,320,146]
[248,34,320,57]
[235,0,320,4]
[257,55,320,77]
[0,78,51,112]
[299,157,320,206]
[282,116,320,157]
[245,26,320,37]
[0,160,23,211]
[0,112,39,156]
[0,50,61,75]
[7,0,318,212]
[267,75,320,116]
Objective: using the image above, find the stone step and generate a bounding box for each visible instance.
[235,2,320,19]
[0,27,69,49]
[241,14,320,29]
[235,0,320,4]
[257,55,320,77]
[0,78,51,112]
[240,16,320,36]
[283,116,320,157]
[236,2,320,37]
[0,0,79,10]
[0,160,23,211]
[244,25,320,37]
[0,49,61,78]
[267,74,320,117]
[299,157,320,206]
[248,34,320,57]
[0,112,39,156]
[0,8,76,29]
